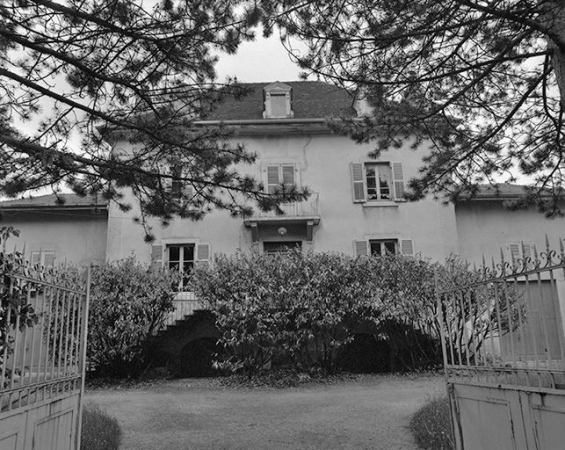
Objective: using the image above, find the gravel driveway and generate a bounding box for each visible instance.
[86,374,444,450]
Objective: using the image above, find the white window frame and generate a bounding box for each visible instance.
[151,240,211,291]
[263,240,303,255]
[354,238,414,257]
[350,162,405,203]
[30,250,56,268]
[263,163,299,194]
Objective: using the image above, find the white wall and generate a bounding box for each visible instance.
[106,129,460,262]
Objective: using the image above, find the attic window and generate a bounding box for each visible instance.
[263,82,293,119]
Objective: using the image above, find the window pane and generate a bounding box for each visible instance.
[369,242,382,256]
[183,246,194,261]
[169,246,180,261]
[378,165,391,199]
[264,241,302,255]
[384,241,396,254]
[270,94,287,117]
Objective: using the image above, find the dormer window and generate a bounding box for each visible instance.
[263,82,293,119]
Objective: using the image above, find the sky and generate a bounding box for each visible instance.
[215,33,306,83]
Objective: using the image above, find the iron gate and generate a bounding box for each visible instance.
[0,246,90,450]
[436,238,565,449]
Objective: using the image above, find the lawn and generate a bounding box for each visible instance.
[85,374,444,450]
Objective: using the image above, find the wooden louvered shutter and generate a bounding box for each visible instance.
[195,243,211,267]
[401,239,414,256]
[43,251,56,268]
[30,251,41,267]
[151,245,163,270]
[350,163,366,202]
[266,165,280,194]
[392,163,405,200]
[354,240,369,257]
[281,165,295,190]
[508,243,520,261]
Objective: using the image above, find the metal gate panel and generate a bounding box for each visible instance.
[437,237,565,449]
[0,261,89,450]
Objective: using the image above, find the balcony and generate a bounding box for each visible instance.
[244,193,320,242]
[245,192,320,222]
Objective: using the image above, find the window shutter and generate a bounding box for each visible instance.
[43,252,55,268]
[401,239,414,256]
[151,245,163,270]
[354,240,369,257]
[508,243,520,261]
[392,163,405,199]
[281,165,295,188]
[195,243,211,266]
[266,165,280,194]
[30,251,41,266]
[350,163,366,202]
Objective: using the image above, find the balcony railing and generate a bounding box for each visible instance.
[251,192,320,219]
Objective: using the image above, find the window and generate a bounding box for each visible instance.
[264,241,302,255]
[354,239,414,257]
[269,93,287,117]
[169,165,194,200]
[266,164,296,194]
[350,162,405,202]
[370,239,397,256]
[151,242,211,290]
[508,242,534,262]
[263,82,293,118]
[366,164,392,200]
[30,250,55,268]
[167,244,194,288]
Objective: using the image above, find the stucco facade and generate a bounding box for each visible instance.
[105,82,461,266]
[0,195,108,267]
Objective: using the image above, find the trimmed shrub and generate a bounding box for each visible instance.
[192,251,381,375]
[81,403,122,450]
[192,251,472,376]
[409,395,454,450]
[88,257,180,378]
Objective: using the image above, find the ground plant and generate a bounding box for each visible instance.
[88,257,180,378]
[81,402,122,450]
[409,395,454,450]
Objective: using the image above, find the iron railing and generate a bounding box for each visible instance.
[0,245,89,414]
[436,237,565,389]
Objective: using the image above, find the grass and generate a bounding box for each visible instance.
[81,402,122,450]
[409,395,454,450]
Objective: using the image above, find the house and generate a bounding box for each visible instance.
[1,81,564,375]
[105,81,461,268]
[0,194,108,267]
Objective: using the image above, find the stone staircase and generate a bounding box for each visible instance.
[152,293,218,376]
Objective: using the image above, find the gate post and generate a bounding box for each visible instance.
[75,265,91,450]
[435,269,463,450]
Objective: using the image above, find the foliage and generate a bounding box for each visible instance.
[0,226,39,386]
[409,395,454,450]
[191,251,381,375]
[192,251,460,375]
[88,257,179,378]
[81,402,122,450]
[260,1,565,215]
[0,1,308,240]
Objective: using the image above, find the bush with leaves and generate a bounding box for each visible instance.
[81,403,122,450]
[192,251,382,375]
[88,257,180,378]
[192,251,473,376]
[0,226,40,386]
